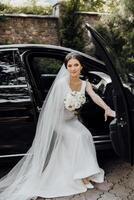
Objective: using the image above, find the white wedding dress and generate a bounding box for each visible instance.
[31,80,104,198]
[0,71,105,200]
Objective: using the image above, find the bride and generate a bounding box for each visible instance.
[0,52,115,200]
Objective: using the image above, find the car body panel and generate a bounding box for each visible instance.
[0,49,36,157]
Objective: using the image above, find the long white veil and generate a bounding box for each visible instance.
[0,64,70,200]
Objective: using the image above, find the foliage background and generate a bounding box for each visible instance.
[0,1,52,15]
[96,0,134,73]
[0,0,133,73]
[60,0,85,52]
[60,0,133,75]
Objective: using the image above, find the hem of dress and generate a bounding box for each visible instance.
[33,187,87,199]
[30,171,105,199]
[73,168,105,185]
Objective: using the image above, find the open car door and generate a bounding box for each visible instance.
[85,23,134,165]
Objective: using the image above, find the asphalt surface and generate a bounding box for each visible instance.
[0,150,134,200]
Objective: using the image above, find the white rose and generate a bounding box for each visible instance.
[81,96,86,104]
[75,102,81,109]
[67,105,74,111]
[64,91,86,112]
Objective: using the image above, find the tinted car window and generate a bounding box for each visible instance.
[33,56,62,74]
[86,28,134,93]
[0,50,30,103]
[0,50,27,85]
[29,54,63,99]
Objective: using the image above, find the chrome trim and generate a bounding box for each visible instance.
[94,140,112,144]
[93,135,110,139]
[0,48,18,51]
[0,84,28,88]
[0,153,30,158]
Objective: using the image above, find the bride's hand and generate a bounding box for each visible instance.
[104,106,116,121]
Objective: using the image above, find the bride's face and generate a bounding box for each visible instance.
[66,58,82,78]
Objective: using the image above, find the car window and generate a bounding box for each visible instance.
[29,54,63,99]
[32,56,62,74]
[0,50,30,103]
[86,27,134,94]
[0,50,27,86]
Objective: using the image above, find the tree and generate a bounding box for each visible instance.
[0,1,52,15]
[60,0,85,52]
[121,0,134,70]
[79,0,106,12]
[96,0,134,74]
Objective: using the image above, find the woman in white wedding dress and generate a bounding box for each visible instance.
[0,52,115,200]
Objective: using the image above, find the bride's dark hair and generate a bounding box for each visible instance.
[64,52,84,68]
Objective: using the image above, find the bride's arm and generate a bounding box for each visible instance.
[86,81,116,121]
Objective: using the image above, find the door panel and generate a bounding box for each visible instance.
[85,23,133,164]
[0,49,36,156]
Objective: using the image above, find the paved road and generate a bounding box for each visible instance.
[0,151,134,200]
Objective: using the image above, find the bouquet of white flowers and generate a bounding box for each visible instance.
[64,91,86,114]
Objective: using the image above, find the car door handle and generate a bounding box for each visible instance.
[37,106,41,112]
[118,117,127,128]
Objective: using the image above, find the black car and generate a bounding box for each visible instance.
[0,24,134,165]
